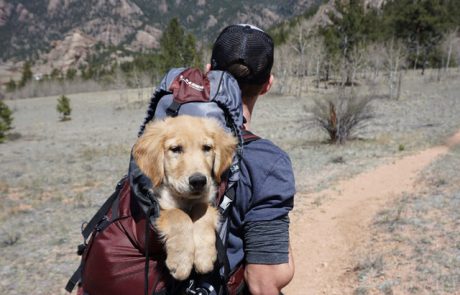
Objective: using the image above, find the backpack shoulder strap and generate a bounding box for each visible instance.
[242,129,261,144]
[81,175,128,239]
[218,129,260,211]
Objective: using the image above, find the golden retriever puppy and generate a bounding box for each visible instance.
[133,115,237,280]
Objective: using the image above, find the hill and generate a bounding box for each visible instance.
[0,0,322,62]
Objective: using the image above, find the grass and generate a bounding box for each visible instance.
[1,231,21,248]
[353,146,460,294]
[79,143,131,162]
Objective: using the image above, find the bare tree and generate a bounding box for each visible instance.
[338,43,367,87]
[290,22,311,97]
[443,27,459,74]
[305,36,326,89]
[273,43,296,95]
[382,39,406,100]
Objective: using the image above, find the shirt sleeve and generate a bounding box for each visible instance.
[244,215,290,264]
[244,153,295,222]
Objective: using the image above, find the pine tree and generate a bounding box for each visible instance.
[57,95,72,121]
[19,61,33,88]
[382,0,448,72]
[321,0,372,84]
[66,68,77,80]
[159,18,201,72]
[183,33,201,69]
[159,18,185,72]
[0,100,13,143]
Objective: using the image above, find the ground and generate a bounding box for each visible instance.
[0,69,459,294]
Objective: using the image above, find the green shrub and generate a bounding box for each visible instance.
[5,79,17,92]
[0,100,13,143]
[57,95,72,121]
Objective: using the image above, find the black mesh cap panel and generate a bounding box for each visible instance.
[211,24,274,85]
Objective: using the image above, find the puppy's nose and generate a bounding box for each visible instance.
[189,173,207,192]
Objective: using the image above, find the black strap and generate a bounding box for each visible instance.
[166,100,181,117]
[65,264,83,293]
[215,232,231,282]
[81,176,127,240]
[144,205,155,295]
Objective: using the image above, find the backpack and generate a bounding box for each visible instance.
[65,68,260,295]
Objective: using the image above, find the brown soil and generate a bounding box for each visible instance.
[285,130,460,295]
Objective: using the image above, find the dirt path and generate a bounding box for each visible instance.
[285,130,460,295]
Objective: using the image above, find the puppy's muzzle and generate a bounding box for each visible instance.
[189,173,207,193]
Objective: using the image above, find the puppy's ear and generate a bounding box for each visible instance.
[133,120,167,187]
[212,125,237,183]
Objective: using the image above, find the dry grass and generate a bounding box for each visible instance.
[353,145,460,294]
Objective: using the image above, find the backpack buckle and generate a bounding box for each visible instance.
[219,195,232,212]
[166,101,181,117]
[77,243,86,256]
[185,279,217,295]
[96,216,110,231]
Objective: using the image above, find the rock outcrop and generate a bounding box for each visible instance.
[43,30,97,73]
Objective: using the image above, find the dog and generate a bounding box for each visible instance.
[133,115,237,281]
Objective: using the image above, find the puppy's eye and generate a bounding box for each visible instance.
[203,144,212,152]
[169,145,183,153]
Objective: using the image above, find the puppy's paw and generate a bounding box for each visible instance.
[194,242,217,274]
[166,250,194,280]
[157,208,195,281]
[191,205,219,274]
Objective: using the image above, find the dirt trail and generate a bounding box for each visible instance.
[285,130,460,295]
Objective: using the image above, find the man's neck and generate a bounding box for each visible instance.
[242,97,257,130]
[243,104,251,130]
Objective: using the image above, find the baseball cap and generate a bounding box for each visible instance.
[211,24,274,85]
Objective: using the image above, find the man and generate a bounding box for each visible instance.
[209,24,295,295]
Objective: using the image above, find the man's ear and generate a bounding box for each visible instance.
[205,63,212,73]
[259,74,274,96]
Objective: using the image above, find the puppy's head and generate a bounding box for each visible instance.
[133,115,237,199]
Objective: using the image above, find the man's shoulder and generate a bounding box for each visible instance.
[240,137,293,183]
[237,135,295,221]
[243,137,290,164]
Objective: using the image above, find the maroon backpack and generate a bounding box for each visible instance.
[66,68,260,295]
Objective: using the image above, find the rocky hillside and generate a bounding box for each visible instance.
[0,0,322,62]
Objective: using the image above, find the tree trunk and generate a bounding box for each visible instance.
[396,71,402,100]
[414,43,420,71]
[445,27,458,72]
[315,59,320,89]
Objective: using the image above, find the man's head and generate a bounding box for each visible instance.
[211,24,274,99]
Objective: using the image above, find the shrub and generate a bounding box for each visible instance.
[57,95,72,121]
[0,100,13,143]
[311,89,374,144]
[5,79,17,92]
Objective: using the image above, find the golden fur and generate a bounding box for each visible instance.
[133,115,237,280]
